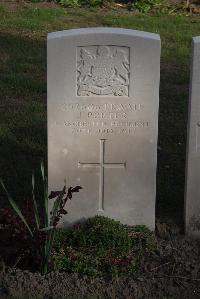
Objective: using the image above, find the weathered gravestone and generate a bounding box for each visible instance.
[48,28,160,229]
[185,36,200,237]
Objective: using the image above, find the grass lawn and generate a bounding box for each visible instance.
[1,1,200,227]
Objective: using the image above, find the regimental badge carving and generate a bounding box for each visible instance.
[77,46,130,97]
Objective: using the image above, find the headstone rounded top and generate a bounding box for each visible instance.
[48,27,160,41]
[192,36,200,43]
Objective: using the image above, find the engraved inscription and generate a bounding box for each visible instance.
[78,139,126,211]
[77,46,130,97]
[65,120,149,135]
[60,103,141,111]
[55,101,149,135]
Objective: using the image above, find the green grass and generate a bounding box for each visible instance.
[0,5,65,32]
[103,15,200,60]
[0,1,200,224]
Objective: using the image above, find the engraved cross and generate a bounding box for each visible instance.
[78,139,126,212]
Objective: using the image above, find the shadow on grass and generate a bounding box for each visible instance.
[156,58,189,227]
[0,31,190,228]
[0,33,46,205]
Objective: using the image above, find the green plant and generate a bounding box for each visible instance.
[57,0,113,8]
[29,0,46,3]
[58,0,80,7]
[131,0,180,14]
[53,216,156,276]
[132,0,161,13]
[0,162,82,274]
[81,0,113,7]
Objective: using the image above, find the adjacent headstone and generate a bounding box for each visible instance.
[48,28,160,229]
[185,36,200,237]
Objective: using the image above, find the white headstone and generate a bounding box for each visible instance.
[185,36,200,237]
[48,28,160,230]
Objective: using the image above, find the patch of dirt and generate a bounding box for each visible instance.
[0,232,200,299]
[0,0,61,12]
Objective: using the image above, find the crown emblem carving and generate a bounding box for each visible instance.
[77,46,130,96]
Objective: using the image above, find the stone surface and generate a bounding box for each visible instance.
[48,28,160,230]
[185,36,200,237]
